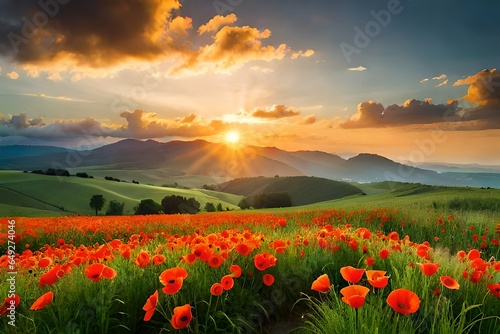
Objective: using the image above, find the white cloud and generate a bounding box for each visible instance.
[7,71,20,80]
[348,66,367,71]
[420,78,429,83]
[436,79,448,87]
[433,74,447,80]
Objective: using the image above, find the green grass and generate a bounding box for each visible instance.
[219,176,363,206]
[0,171,242,216]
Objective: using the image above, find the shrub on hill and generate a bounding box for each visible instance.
[161,195,200,214]
[30,168,70,176]
[106,200,125,216]
[134,199,163,215]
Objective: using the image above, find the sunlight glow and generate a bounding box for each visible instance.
[225,131,240,144]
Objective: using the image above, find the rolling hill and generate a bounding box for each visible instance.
[0,139,499,188]
[216,176,364,206]
[0,171,242,217]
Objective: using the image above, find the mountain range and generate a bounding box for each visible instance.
[0,139,499,188]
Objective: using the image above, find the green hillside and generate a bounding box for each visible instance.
[0,171,242,217]
[218,176,363,206]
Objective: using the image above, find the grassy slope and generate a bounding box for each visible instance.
[0,171,242,216]
[219,176,363,206]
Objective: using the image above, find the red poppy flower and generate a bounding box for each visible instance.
[208,254,224,268]
[221,275,234,291]
[467,249,481,261]
[210,283,224,296]
[171,304,192,330]
[152,254,165,266]
[253,252,277,271]
[340,285,370,309]
[340,266,365,284]
[311,274,331,293]
[230,264,242,278]
[39,264,64,287]
[235,243,252,256]
[38,257,52,268]
[0,294,20,315]
[366,270,389,289]
[85,263,116,282]
[379,249,390,259]
[134,251,151,268]
[386,288,420,315]
[487,283,500,298]
[263,274,275,287]
[365,257,375,267]
[417,263,440,277]
[142,290,158,321]
[30,291,54,311]
[440,276,460,290]
[159,267,188,295]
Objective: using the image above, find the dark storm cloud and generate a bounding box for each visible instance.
[0,0,181,67]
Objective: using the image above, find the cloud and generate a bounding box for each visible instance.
[6,71,19,79]
[420,78,429,83]
[22,93,93,103]
[250,66,274,73]
[341,99,461,128]
[0,110,229,140]
[433,74,447,80]
[436,79,448,87]
[169,25,292,76]
[0,112,44,129]
[251,105,301,119]
[298,114,317,125]
[0,3,313,78]
[348,66,367,71]
[198,14,237,35]
[454,69,500,107]
[0,0,182,68]
[290,49,315,59]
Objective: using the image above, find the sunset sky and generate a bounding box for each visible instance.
[0,0,499,165]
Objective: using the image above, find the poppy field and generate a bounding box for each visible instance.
[1,207,499,333]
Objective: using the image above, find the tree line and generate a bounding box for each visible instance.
[89,194,229,216]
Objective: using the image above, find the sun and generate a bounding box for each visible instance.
[224,130,240,144]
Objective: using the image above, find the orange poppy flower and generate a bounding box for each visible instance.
[38,257,52,268]
[210,283,224,296]
[440,276,460,290]
[119,245,131,259]
[263,274,275,287]
[387,288,421,315]
[30,291,54,311]
[134,251,151,268]
[0,294,20,315]
[235,243,252,256]
[340,266,365,284]
[486,283,500,298]
[159,267,188,295]
[152,254,165,266]
[142,290,158,321]
[85,263,116,282]
[311,274,331,293]
[366,270,390,289]
[230,264,242,278]
[340,285,370,309]
[208,254,224,268]
[171,304,192,330]
[39,264,64,287]
[221,275,234,291]
[102,265,117,280]
[417,263,440,277]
